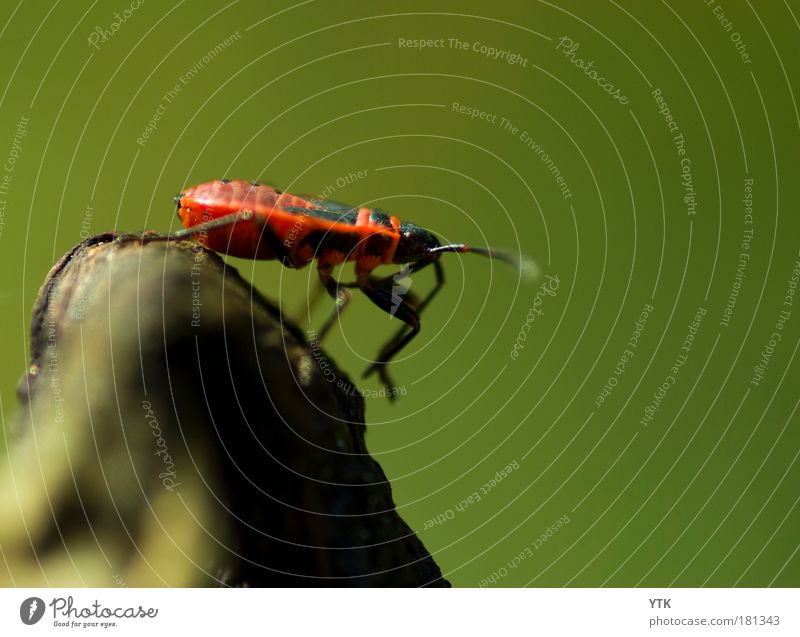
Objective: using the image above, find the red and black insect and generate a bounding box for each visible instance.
[168,179,524,395]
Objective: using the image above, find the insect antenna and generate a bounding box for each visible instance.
[429,244,539,280]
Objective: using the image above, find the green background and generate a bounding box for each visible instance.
[0,0,798,586]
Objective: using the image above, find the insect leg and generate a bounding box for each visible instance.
[145,210,300,266]
[290,278,325,326]
[361,258,444,396]
[360,292,420,395]
[143,211,257,242]
[339,272,423,308]
[316,258,351,340]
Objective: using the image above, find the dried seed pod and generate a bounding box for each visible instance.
[1,233,448,587]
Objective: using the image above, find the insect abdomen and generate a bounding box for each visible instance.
[177,180,281,259]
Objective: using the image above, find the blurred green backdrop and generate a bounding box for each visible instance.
[0,0,798,586]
